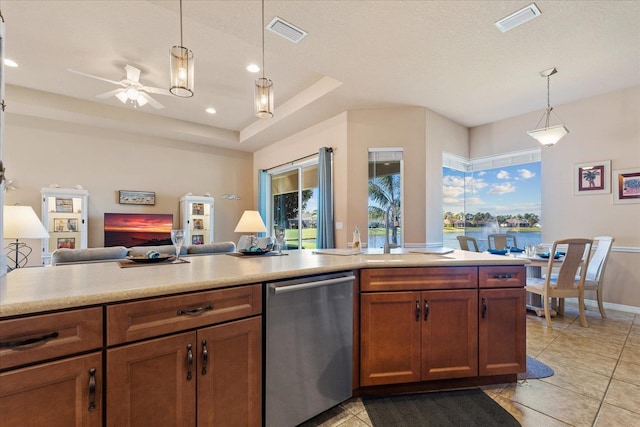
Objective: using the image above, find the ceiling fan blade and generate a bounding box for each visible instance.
[125,65,141,83]
[96,88,125,99]
[142,86,172,96]
[139,92,164,109]
[68,68,123,86]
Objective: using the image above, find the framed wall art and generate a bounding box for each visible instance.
[118,190,156,205]
[57,237,75,249]
[55,198,74,212]
[613,168,640,204]
[574,160,610,196]
[54,218,78,232]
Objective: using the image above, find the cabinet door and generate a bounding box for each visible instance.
[197,316,262,427]
[360,291,421,386]
[421,290,478,380]
[0,352,102,427]
[478,288,526,376]
[107,332,197,427]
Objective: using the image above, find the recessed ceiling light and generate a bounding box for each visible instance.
[246,64,260,73]
[206,107,217,114]
[4,58,18,67]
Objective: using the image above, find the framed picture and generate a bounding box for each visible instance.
[193,218,204,230]
[192,203,204,215]
[574,160,610,195]
[119,190,156,205]
[57,237,75,249]
[54,218,78,232]
[613,168,640,204]
[56,198,74,212]
[192,234,204,245]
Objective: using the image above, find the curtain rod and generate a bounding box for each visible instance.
[262,147,333,172]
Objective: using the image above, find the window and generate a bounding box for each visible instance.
[270,162,318,250]
[368,149,403,249]
[443,150,541,251]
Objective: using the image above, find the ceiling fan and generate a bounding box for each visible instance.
[68,64,171,109]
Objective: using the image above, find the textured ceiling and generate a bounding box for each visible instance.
[2,1,639,152]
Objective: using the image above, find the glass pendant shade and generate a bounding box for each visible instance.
[527,123,570,147]
[255,77,274,119]
[170,45,194,97]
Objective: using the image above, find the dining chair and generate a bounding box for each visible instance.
[525,238,593,327]
[583,236,615,318]
[487,233,517,250]
[457,236,479,252]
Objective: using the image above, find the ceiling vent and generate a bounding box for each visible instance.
[495,3,541,32]
[267,17,307,43]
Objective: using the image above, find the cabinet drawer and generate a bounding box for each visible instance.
[361,267,477,291]
[0,307,103,371]
[479,266,525,288]
[107,284,262,345]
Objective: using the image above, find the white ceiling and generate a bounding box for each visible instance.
[2,1,639,152]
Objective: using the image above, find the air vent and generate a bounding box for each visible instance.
[267,17,307,43]
[495,3,541,32]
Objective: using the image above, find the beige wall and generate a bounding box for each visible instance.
[4,113,253,266]
[471,86,640,309]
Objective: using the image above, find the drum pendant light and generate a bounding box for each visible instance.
[255,0,273,118]
[170,0,194,97]
[527,67,569,147]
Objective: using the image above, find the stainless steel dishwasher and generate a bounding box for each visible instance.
[265,271,355,427]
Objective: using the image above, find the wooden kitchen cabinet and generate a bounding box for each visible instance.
[106,286,262,427]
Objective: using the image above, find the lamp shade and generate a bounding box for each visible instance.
[234,210,267,233]
[527,124,570,147]
[3,205,50,239]
[170,45,194,97]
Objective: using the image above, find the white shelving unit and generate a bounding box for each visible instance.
[179,194,215,246]
[40,186,89,265]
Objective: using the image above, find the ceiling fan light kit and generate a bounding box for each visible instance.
[170,0,194,98]
[255,0,274,119]
[527,67,570,147]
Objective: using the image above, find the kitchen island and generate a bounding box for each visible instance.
[0,249,528,427]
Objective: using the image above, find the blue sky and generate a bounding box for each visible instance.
[443,162,542,216]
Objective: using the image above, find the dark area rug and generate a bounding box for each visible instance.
[517,356,554,380]
[362,388,520,427]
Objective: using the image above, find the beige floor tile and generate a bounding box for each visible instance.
[620,336,640,365]
[536,355,611,400]
[604,378,640,413]
[541,340,619,377]
[339,398,365,416]
[493,394,571,427]
[594,403,640,426]
[545,334,623,363]
[613,360,640,386]
[354,409,372,426]
[500,379,600,426]
[630,324,640,337]
[334,415,371,427]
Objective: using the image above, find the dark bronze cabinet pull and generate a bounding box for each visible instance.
[481,298,487,319]
[0,331,59,348]
[88,368,96,411]
[492,274,512,279]
[424,299,429,321]
[186,344,193,381]
[201,340,208,376]
[415,299,420,321]
[177,304,214,316]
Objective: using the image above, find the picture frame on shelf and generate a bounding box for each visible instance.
[192,234,204,245]
[119,190,156,205]
[192,203,204,215]
[193,218,204,230]
[574,160,610,196]
[57,237,75,249]
[54,218,78,232]
[55,198,74,212]
[613,168,640,204]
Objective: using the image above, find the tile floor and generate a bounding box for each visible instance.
[299,303,640,426]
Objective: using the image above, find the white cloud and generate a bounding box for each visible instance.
[477,171,486,176]
[518,169,536,179]
[496,170,510,179]
[443,186,465,198]
[488,182,516,195]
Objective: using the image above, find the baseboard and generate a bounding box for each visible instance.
[584,299,640,315]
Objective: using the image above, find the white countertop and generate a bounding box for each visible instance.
[0,249,528,318]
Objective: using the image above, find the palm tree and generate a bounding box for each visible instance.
[368,175,401,245]
[582,169,601,188]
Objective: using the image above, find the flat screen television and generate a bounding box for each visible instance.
[104,213,173,247]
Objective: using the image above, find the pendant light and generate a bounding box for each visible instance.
[170,0,194,97]
[255,0,273,119]
[527,67,569,147]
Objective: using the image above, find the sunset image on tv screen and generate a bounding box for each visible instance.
[104,213,173,247]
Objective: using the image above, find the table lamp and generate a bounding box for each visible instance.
[234,210,267,251]
[3,205,50,271]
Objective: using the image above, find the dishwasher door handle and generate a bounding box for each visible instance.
[270,275,355,294]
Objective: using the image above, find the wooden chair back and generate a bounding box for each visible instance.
[488,234,517,250]
[457,236,479,252]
